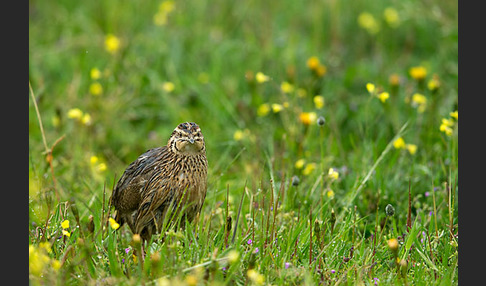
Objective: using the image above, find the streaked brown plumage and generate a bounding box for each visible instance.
[110,122,208,246]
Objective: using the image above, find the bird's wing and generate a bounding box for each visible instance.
[135,174,170,233]
[135,156,187,234]
[110,147,166,212]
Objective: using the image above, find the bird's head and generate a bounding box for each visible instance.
[168,122,206,155]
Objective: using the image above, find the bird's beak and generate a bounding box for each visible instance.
[189,138,195,144]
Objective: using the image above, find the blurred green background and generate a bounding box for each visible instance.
[29,0,457,208]
[29,0,457,283]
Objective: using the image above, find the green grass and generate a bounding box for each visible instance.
[29,0,458,285]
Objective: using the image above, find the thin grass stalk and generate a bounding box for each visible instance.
[231,181,246,245]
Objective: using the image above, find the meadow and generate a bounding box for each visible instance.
[29,0,458,285]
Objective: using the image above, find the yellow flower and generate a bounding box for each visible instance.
[299,112,317,125]
[81,113,92,126]
[326,190,335,199]
[427,76,440,91]
[233,130,244,141]
[306,56,320,70]
[303,163,316,176]
[440,124,453,137]
[105,34,121,54]
[227,250,239,263]
[450,110,458,120]
[271,103,284,113]
[96,163,107,173]
[377,92,390,103]
[89,82,103,96]
[91,155,107,173]
[52,260,62,271]
[62,230,71,237]
[295,159,306,169]
[29,245,51,277]
[409,66,427,81]
[411,93,427,113]
[383,7,400,28]
[247,269,265,285]
[358,12,380,34]
[109,217,120,230]
[313,95,325,109]
[328,168,339,180]
[441,118,454,127]
[366,83,375,94]
[159,0,175,14]
[39,242,52,253]
[393,137,406,149]
[439,124,449,132]
[89,68,101,80]
[255,72,270,83]
[185,275,198,286]
[154,1,175,26]
[67,108,83,120]
[162,82,175,93]
[406,144,417,155]
[61,220,70,229]
[306,57,327,77]
[90,68,102,80]
[90,155,99,165]
[389,74,400,86]
[280,81,294,93]
[257,103,270,117]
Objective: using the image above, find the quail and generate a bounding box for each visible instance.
[110,122,208,249]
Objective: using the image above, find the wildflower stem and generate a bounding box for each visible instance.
[319,126,325,194]
[343,121,409,209]
[224,184,230,248]
[407,180,412,232]
[309,205,313,266]
[101,182,106,240]
[231,181,246,245]
[29,82,49,154]
[432,183,438,239]
[30,81,63,201]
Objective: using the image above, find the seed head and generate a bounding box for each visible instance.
[132,234,142,249]
[227,250,239,263]
[317,116,326,126]
[385,204,395,217]
[87,215,94,233]
[388,238,399,257]
[330,208,336,232]
[151,252,161,263]
[291,175,300,186]
[398,259,408,277]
